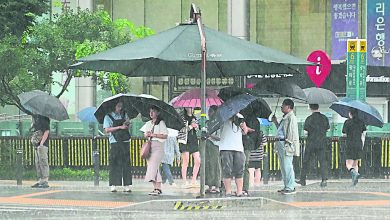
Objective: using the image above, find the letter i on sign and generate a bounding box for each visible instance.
[306,50,332,87]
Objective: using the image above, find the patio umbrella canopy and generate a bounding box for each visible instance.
[171,88,223,108]
[303,87,338,104]
[134,94,185,131]
[330,97,384,128]
[94,94,139,124]
[71,23,314,77]
[18,90,69,121]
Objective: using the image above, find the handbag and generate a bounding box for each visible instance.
[31,130,43,146]
[141,125,155,159]
[141,140,152,159]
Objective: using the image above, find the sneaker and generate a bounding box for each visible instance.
[191,182,200,188]
[277,188,287,193]
[320,180,327,187]
[31,182,41,188]
[123,186,132,193]
[242,190,250,197]
[110,186,117,192]
[295,179,306,186]
[37,182,49,188]
[282,188,296,195]
[148,189,162,196]
[181,182,192,189]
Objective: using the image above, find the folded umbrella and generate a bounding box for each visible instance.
[303,87,338,104]
[207,93,258,135]
[330,97,384,128]
[18,90,69,121]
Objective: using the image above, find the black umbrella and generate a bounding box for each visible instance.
[218,86,272,119]
[133,94,185,131]
[207,94,258,135]
[303,87,338,104]
[253,78,307,115]
[253,78,307,101]
[94,93,139,124]
[18,90,69,121]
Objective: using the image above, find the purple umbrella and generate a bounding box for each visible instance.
[171,88,223,108]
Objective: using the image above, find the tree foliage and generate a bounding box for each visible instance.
[0,0,49,38]
[0,8,154,113]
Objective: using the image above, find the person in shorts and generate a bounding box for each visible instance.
[219,113,246,197]
[179,108,201,188]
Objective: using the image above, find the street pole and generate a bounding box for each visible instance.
[191,3,207,197]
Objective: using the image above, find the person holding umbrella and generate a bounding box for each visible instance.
[296,104,330,187]
[205,105,222,194]
[179,107,201,188]
[241,117,266,196]
[30,114,50,188]
[342,108,367,186]
[271,99,300,195]
[219,113,246,197]
[103,101,132,193]
[140,106,168,196]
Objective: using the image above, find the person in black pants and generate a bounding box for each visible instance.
[296,104,330,187]
[103,101,132,192]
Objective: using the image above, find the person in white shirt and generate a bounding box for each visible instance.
[218,113,246,197]
[140,106,168,196]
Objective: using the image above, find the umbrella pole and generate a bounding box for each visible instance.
[274,96,280,115]
[192,3,207,197]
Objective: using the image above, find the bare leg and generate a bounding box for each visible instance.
[181,152,189,183]
[248,168,255,187]
[254,168,261,185]
[345,159,354,171]
[223,178,232,194]
[352,160,359,173]
[235,178,244,195]
[191,152,201,183]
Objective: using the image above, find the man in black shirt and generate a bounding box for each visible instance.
[296,104,330,187]
[31,115,50,188]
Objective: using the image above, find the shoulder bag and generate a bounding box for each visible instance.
[141,124,155,159]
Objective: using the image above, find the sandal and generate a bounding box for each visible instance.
[148,189,162,196]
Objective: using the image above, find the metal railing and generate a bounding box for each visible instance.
[1,136,390,181]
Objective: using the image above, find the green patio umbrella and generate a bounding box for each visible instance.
[71,25,313,77]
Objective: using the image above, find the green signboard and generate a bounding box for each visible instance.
[346,39,367,101]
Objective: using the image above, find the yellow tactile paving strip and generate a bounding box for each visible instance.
[0,190,133,208]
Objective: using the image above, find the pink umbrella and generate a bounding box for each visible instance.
[171,88,223,108]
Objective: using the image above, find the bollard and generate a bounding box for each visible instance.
[92,137,100,187]
[16,148,23,185]
[263,153,269,185]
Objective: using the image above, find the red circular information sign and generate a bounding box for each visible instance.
[306,50,331,88]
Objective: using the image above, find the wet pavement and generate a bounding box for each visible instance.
[0,178,389,219]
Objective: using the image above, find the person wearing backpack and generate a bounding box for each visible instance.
[103,101,132,193]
